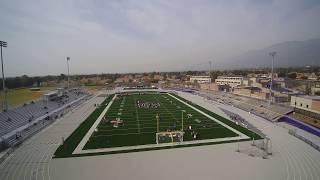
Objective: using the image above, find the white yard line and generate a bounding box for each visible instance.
[133,96,141,134]
[152,93,179,125]
[73,93,250,155]
[73,94,117,154]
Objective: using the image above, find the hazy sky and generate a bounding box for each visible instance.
[1,0,320,77]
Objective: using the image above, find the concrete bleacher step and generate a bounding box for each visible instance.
[1,92,88,142]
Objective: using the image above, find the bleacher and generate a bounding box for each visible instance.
[0,89,90,138]
[197,90,293,122]
[220,108,265,137]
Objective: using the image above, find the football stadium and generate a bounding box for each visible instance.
[1,88,320,180]
[1,1,320,180]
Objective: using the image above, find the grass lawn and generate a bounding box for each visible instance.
[85,85,98,90]
[0,87,55,109]
[85,85,105,92]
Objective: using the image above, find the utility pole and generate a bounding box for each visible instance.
[66,57,70,89]
[269,52,276,105]
[0,41,8,111]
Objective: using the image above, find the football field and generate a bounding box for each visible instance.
[84,92,240,149]
[55,91,261,157]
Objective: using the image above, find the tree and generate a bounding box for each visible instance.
[58,74,66,82]
[288,72,297,79]
[300,76,308,80]
[163,74,167,81]
[210,71,220,81]
[149,72,155,79]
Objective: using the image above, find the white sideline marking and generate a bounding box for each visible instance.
[75,135,248,154]
[73,94,117,154]
[73,93,250,155]
[168,93,249,139]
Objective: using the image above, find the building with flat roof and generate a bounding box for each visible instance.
[232,86,270,100]
[44,91,59,101]
[189,76,211,84]
[291,95,320,115]
[215,76,247,87]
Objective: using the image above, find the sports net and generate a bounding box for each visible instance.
[156,131,184,144]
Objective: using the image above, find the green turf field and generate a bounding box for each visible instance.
[54,91,261,158]
[84,92,239,149]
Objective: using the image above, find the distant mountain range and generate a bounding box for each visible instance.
[221,39,320,69]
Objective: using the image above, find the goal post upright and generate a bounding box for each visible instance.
[171,132,174,143]
[156,134,158,144]
[156,114,159,132]
[181,112,183,131]
[156,131,184,145]
[156,114,159,144]
[181,110,186,131]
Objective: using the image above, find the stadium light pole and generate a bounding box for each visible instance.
[209,61,212,76]
[269,52,276,106]
[0,40,8,111]
[66,57,70,89]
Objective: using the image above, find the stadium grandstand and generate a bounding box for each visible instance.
[175,89,320,151]
[219,107,265,138]
[196,90,293,121]
[0,88,91,150]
